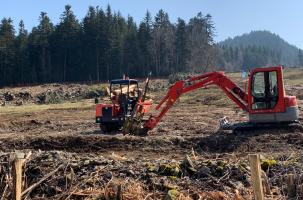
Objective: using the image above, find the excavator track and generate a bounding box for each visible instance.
[221,121,303,132]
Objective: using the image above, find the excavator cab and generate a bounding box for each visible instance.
[248,66,299,123]
[251,70,279,110]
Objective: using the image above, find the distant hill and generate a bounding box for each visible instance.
[218,30,300,68]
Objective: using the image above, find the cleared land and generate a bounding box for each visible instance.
[0,69,303,199]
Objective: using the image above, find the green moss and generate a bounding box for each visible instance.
[159,163,182,177]
[163,184,177,190]
[145,162,157,172]
[181,155,197,174]
[168,176,178,181]
[217,160,227,167]
[261,159,277,171]
[165,189,180,200]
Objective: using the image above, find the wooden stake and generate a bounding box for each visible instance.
[13,156,24,200]
[249,154,264,200]
[287,174,296,198]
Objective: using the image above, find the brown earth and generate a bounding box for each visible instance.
[0,71,303,199]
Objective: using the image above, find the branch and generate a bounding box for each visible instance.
[22,163,65,197]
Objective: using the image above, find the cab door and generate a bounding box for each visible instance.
[248,66,285,114]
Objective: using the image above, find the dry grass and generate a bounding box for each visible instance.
[0,99,94,114]
[283,68,303,85]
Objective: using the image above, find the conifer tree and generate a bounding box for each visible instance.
[0,18,16,85]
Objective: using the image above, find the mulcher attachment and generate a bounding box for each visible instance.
[122,73,151,136]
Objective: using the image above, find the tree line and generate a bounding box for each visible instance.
[217,45,283,71]
[0,5,216,87]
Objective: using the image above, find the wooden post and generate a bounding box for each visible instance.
[249,154,264,200]
[12,153,25,200]
[287,174,296,198]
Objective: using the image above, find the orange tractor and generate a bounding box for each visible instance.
[96,65,300,135]
[95,78,152,133]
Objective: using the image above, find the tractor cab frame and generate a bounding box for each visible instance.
[109,79,140,116]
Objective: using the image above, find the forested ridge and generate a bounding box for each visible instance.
[0,5,302,87]
[218,31,303,71]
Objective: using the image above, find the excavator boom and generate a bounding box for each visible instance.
[144,71,249,130]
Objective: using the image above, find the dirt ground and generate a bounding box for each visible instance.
[0,69,303,199]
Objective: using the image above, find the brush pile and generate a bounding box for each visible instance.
[0,84,107,105]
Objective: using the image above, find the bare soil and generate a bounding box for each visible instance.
[0,73,303,199]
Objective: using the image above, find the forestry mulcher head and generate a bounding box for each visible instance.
[122,75,152,136]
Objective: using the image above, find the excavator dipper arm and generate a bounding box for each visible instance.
[144,71,248,130]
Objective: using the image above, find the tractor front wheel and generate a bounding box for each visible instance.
[100,123,119,133]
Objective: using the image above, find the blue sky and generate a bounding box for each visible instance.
[1,0,303,48]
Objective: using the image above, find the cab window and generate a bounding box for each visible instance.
[252,71,278,110]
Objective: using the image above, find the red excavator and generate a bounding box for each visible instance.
[96,65,300,135]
